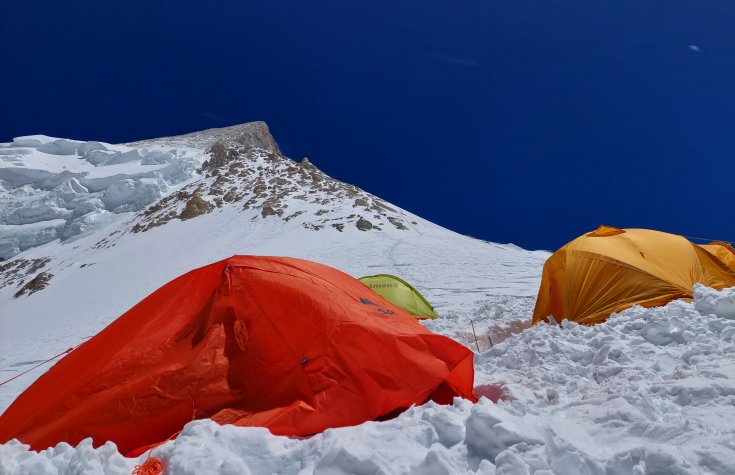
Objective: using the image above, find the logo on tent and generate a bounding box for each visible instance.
[360,297,396,316]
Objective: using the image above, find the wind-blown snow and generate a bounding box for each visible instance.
[1,124,734,474]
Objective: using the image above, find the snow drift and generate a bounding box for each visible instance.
[2,286,734,474]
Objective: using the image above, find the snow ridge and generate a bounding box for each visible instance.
[1,122,412,261]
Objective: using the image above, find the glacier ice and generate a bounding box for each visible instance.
[0,136,201,259]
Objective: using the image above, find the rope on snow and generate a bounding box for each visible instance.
[0,336,93,387]
[0,348,75,387]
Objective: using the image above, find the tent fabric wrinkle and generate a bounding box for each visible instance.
[701,241,735,273]
[0,256,475,456]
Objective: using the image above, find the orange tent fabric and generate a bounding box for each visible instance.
[0,256,475,455]
[701,241,735,273]
[532,226,735,326]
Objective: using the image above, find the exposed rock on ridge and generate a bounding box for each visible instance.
[128,122,414,235]
[127,121,281,154]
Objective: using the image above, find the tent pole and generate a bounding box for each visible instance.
[470,319,480,352]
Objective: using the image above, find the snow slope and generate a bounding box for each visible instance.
[1,123,734,474]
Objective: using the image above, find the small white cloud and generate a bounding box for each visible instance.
[689,45,701,52]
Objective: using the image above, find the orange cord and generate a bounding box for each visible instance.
[132,457,163,475]
[130,401,198,475]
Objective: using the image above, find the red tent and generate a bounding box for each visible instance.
[0,256,475,455]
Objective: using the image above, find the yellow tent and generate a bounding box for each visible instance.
[358,274,438,319]
[532,226,735,326]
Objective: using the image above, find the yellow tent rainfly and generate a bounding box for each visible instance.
[358,274,438,319]
[701,241,735,273]
[532,226,735,326]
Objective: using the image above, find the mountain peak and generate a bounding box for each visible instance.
[128,121,281,154]
[127,124,415,236]
[0,121,418,261]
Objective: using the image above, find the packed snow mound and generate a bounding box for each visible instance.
[3,288,734,474]
[0,136,202,259]
[471,293,735,474]
[694,283,735,320]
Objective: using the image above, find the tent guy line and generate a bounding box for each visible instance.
[0,348,76,388]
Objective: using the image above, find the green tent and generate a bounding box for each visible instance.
[358,274,438,319]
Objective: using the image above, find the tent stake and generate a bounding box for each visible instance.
[470,319,480,352]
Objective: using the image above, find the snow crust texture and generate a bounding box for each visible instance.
[2,287,734,474]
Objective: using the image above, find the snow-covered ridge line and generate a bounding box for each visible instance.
[126,121,282,152]
[122,132,416,237]
[0,121,417,261]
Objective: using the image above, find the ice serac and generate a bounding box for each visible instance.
[0,131,202,259]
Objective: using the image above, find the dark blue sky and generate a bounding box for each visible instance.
[1,1,733,250]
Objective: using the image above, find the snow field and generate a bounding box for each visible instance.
[469,285,735,474]
[2,286,734,474]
